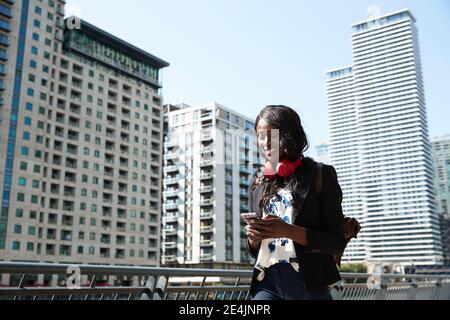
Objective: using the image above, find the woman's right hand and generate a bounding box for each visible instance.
[245,219,263,249]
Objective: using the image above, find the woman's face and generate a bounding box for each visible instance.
[256,119,284,161]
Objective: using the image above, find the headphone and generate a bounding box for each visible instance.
[262,158,303,179]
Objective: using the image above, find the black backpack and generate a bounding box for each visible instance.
[315,163,361,267]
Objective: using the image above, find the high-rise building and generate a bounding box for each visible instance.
[431,135,450,264]
[0,0,169,272]
[315,142,330,165]
[326,9,443,266]
[162,102,258,266]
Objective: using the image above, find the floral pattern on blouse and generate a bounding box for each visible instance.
[254,189,299,281]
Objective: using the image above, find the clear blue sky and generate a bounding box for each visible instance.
[66,0,450,157]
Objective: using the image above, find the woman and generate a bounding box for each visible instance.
[245,105,346,300]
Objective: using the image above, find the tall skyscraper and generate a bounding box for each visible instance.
[162,102,258,266]
[0,0,169,275]
[315,142,330,165]
[326,9,443,266]
[431,135,450,264]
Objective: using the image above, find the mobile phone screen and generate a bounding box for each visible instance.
[241,213,259,220]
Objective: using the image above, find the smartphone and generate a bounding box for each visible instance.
[241,212,259,221]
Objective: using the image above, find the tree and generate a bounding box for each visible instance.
[339,263,367,274]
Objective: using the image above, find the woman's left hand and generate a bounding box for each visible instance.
[249,217,292,239]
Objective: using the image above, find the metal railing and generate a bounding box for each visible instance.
[1,263,450,300]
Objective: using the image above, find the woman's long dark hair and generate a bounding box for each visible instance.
[252,105,313,212]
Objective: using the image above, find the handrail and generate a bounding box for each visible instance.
[0,262,450,300]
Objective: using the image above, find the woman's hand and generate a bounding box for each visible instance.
[248,216,292,240]
[245,219,263,244]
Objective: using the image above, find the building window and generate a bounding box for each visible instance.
[18,177,26,186]
[15,209,23,218]
[12,242,20,251]
[14,225,22,234]
[31,195,38,204]
[28,226,36,235]
[17,193,25,202]
[20,162,27,171]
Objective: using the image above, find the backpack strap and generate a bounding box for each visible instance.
[315,162,323,195]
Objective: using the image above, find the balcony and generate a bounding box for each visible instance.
[163,189,179,198]
[162,242,177,249]
[56,6,64,16]
[0,5,13,18]
[200,146,213,154]
[0,20,11,33]
[162,228,177,236]
[240,190,249,198]
[200,212,213,220]
[200,226,213,233]
[0,262,447,300]
[163,177,179,186]
[201,133,213,142]
[199,186,213,193]
[163,202,178,211]
[162,214,179,223]
[164,152,179,161]
[200,240,214,247]
[56,18,65,29]
[64,177,76,183]
[161,255,177,263]
[164,140,178,148]
[240,167,251,175]
[0,49,8,61]
[200,159,214,167]
[199,199,213,207]
[239,179,250,186]
[200,173,213,180]
[200,253,214,260]
[164,165,179,173]
[0,34,8,46]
